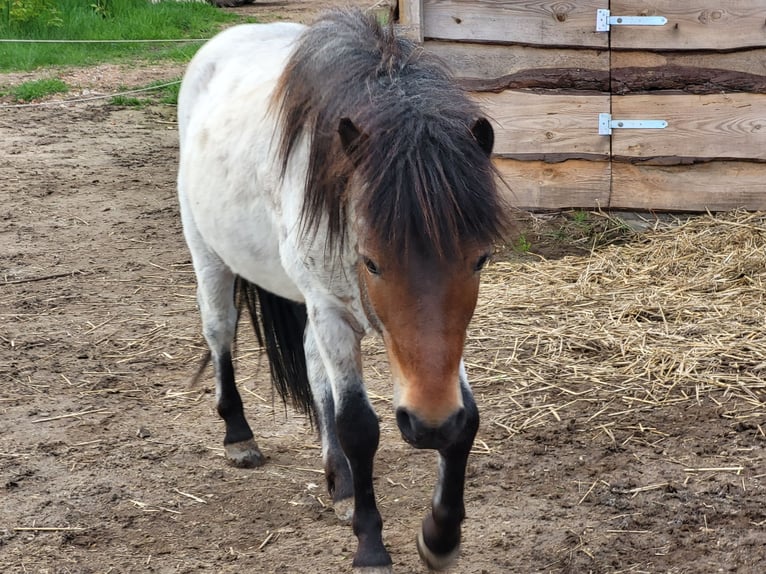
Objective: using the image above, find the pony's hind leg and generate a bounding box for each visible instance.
[305,325,354,522]
[194,254,264,468]
[416,364,479,571]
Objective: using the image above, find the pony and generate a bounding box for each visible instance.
[177,9,507,573]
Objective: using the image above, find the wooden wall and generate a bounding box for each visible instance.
[397,1,766,211]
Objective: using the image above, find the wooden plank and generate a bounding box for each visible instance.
[422,0,608,48]
[473,92,610,158]
[396,0,423,42]
[425,41,609,82]
[612,93,766,162]
[611,1,766,50]
[495,158,611,210]
[611,162,766,211]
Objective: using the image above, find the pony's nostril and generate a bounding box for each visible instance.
[396,407,414,437]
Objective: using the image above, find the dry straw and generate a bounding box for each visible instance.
[470,211,766,438]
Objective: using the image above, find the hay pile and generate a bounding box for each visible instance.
[471,211,766,438]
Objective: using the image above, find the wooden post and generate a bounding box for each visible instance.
[397,0,423,42]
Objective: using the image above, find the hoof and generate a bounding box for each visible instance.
[224,438,265,468]
[352,567,393,574]
[417,529,460,571]
[333,497,354,523]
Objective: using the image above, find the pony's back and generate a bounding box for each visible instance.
[178,22,305,147]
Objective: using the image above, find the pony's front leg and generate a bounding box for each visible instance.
[305,325,354,522]
[417,367,480,571]
[309,307,392,573]
[337,385,390,572]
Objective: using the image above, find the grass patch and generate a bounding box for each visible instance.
[11,77,68,101]
[150,79,181,105]
[106,78,181,107]
[0,0,239,72]
[108,94,144,107]
[513,234,532,254]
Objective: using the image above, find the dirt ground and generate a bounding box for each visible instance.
[1,2,764,573]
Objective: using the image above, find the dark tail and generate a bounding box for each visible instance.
[235,277,315,423]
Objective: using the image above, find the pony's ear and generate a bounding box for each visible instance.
[471,117,494,157]
[338,117,368,165]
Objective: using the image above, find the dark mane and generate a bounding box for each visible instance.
[272,9,508,256]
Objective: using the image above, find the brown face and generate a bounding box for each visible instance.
[358,234,490,447]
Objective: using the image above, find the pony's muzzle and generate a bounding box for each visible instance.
[395,407,466,450]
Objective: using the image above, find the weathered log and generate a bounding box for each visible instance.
[612,66,766,95]
[460,66,766,96]
[459,68,608,94]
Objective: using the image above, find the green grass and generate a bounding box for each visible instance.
[513,234,532,253]
[107,78,181,107]
[0,0,239,72]
[108,94,143,106]
[152,78,180,105]
[572,210,589,225]
[11,77,68,101]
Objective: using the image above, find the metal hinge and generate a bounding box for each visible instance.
[599,113,668,136]
[596,9,667,32]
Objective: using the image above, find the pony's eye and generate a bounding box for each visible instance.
[363,257,380,276]
[474,253,490,272]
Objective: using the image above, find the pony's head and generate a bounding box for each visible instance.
[340,115,502,449]
[274,9,508,449]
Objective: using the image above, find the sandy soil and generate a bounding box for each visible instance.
[1,2,764,573]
